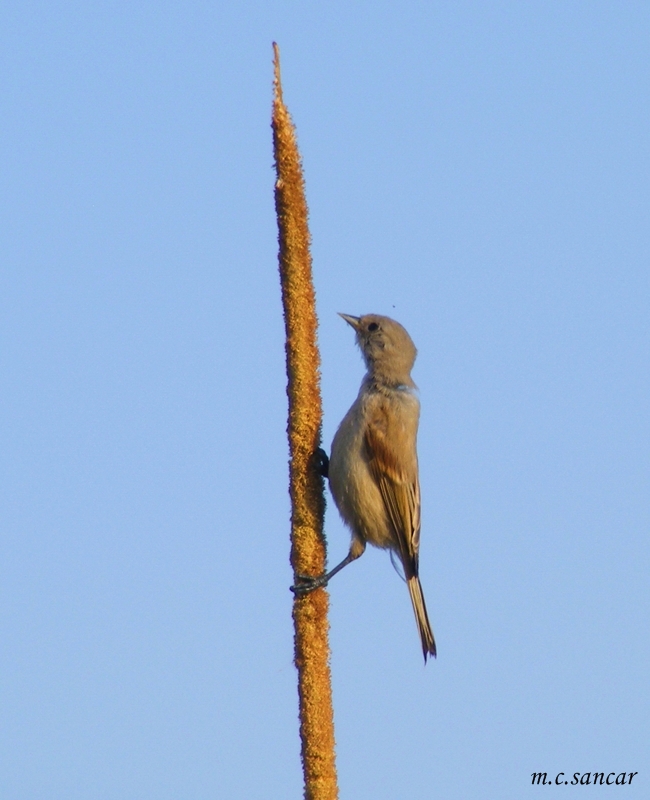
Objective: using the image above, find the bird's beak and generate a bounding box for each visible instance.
[338,313,361,330]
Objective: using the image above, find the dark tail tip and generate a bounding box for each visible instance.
[423,640,437,664]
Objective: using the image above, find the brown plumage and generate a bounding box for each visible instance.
[293,313,436,662]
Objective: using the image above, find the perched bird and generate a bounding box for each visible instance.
[293,313,436,662]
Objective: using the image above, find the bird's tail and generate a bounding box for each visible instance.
[407,575,437,662]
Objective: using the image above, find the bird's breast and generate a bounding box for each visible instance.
[328,390,417,549]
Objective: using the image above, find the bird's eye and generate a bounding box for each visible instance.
[368,322,379,332]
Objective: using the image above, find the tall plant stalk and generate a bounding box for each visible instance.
[271,43,338,800]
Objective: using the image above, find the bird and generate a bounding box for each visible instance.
[292,313,436,662]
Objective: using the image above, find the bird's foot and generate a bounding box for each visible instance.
[290,573,328,595]
[314,447,329,478]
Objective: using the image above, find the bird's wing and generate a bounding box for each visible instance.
[364,401,421,577]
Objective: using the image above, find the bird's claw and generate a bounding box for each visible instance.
[314,447,329,479]
[290,573,328,595]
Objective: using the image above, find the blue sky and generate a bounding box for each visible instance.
[1,2,648,798]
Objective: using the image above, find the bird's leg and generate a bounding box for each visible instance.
[291,553,355,594]
[291,539,365,595]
